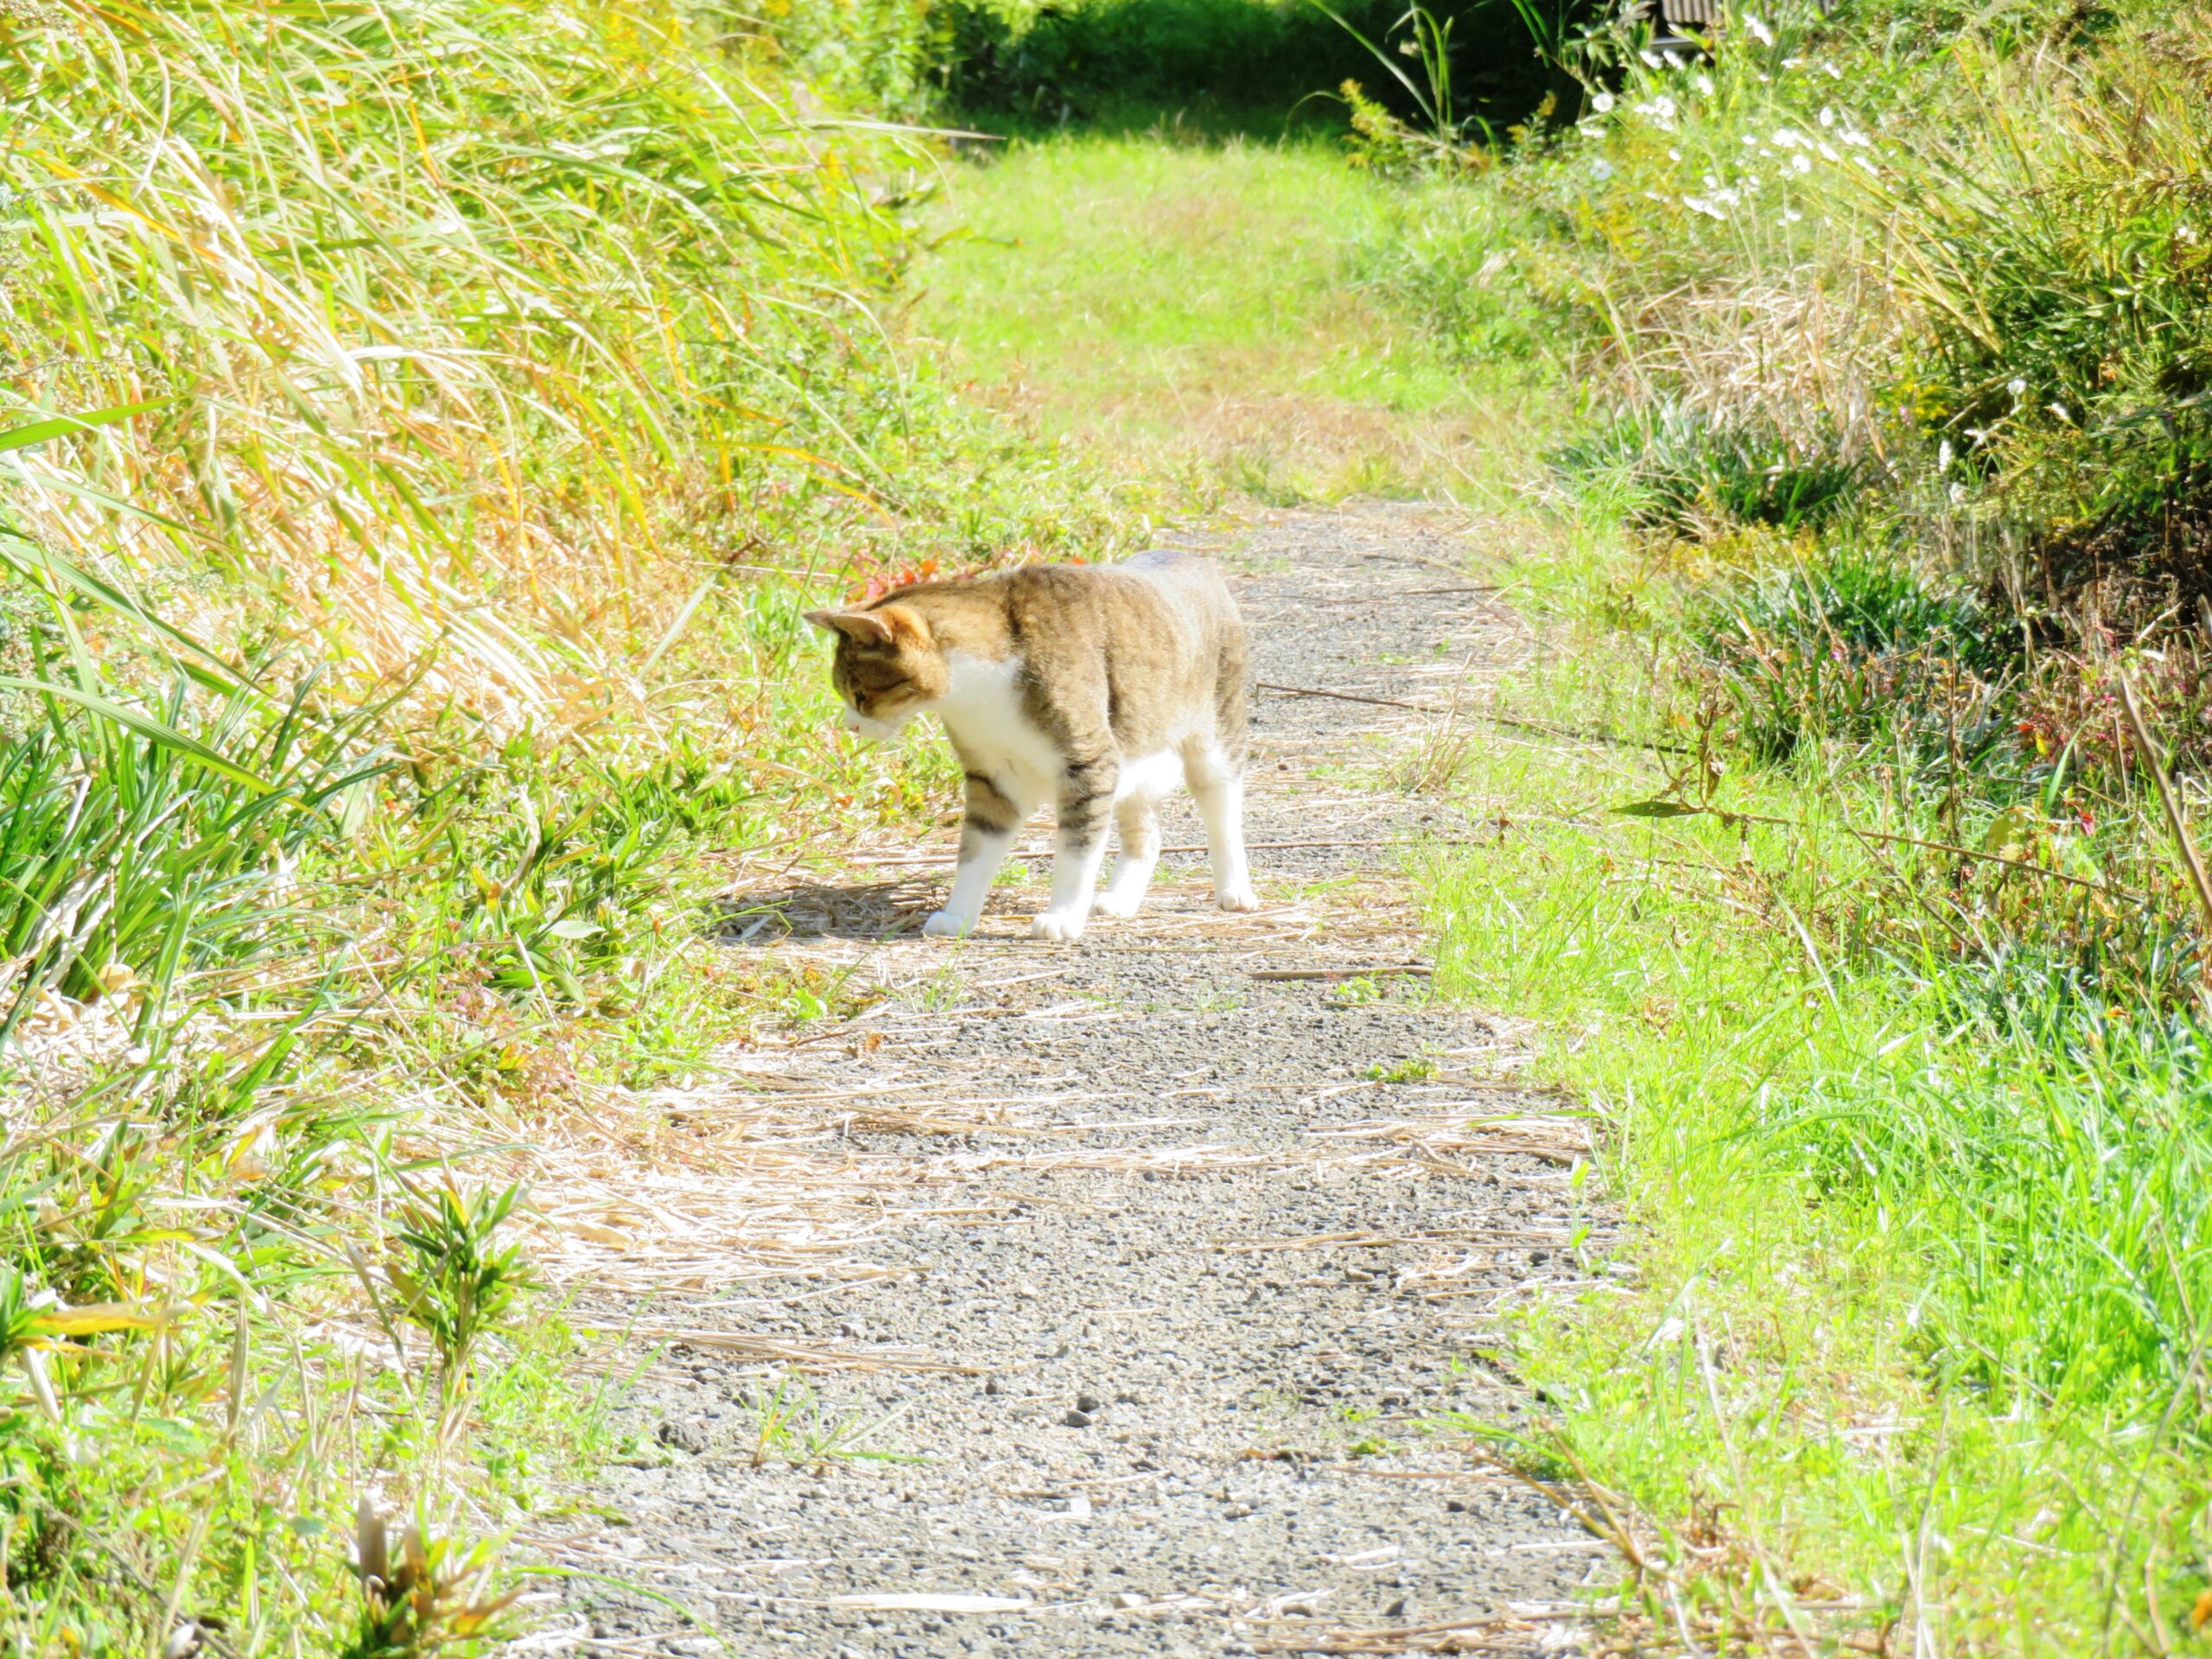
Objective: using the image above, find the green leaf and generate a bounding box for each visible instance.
[0,538,256,692]
[0,677,271,791]
[544,917,601,940]
[1612,800,1706,819]
[0,400,168,454]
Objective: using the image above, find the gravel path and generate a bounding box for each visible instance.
[533,506,1612,1658]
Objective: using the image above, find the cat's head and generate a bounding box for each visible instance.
[804,603,949,740]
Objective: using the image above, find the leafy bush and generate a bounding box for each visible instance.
[1550,405,1869,534]
[935,0,1580,128]
[1688,543,2012,760]
[1873,18,2212,542]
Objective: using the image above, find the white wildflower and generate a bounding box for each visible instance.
[1592,91,1616,113]
[1589,156,1615,181]
[1772,127,1802,148]
[1780,208,1803,225]
[1819,143,1840,162]
[1745,13,1775,44]
[1792,151,1812,175]
[1938,439,1954,474]
[2049,403,2073,423]
[1822,60,1842,79]
[1640,48,1664,67]
[1819,105,1836,127]
[1696,73,1716,96]
[2008,378,2027,400]
[2177,223,2199,243]
[1685,195,1728,220]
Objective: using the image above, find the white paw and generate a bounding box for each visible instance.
[1216,883,1261,913]
[1029,909,1089,943]
[922,910,974,938]
[1092,888,1143,919]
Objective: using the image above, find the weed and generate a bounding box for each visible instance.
[1549,406,1868,537]
[1364,1055,1438,1082]
[736,1373,924,1471]
[1687,540,2014,760]
[385,1184,540,1413]
[340,1501,520,1659]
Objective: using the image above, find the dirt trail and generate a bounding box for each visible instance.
[528,506,1612,1657]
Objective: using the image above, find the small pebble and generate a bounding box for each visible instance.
[982,1376,1000,1395]
[1062,1408,1094,1428]
[1075,1392,1102,1414]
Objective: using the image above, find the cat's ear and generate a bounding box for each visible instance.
[802,606,932,648]
[804,608,893,645]
[876,603,932,647]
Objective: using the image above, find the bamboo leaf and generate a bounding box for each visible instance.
[0,400,169,454]
[0,677,271,791]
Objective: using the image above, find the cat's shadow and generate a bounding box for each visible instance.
[712,878,933,945]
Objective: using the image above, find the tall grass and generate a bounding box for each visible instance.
[0,3,1146,1652]
[1354,0,2212,1644]
[0,0,931,720]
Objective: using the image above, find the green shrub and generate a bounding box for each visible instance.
[1873,19,2212,542]
[934,0,1578,129]
[1688,542,2012,760]
[1550,405,1869,534]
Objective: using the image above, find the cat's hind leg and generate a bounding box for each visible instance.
[925,770,1034,938]
[1185,741,1259,912]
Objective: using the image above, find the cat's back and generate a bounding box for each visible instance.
[995,549,1238,645]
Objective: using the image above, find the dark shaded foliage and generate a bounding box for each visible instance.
[934,0,1597,132]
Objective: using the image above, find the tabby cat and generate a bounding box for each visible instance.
[806,550,1257,941]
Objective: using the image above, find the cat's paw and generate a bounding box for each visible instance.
[922,910,974,938]
[1092,888,1144,919]
[1215,883,1261,913]
[1030,909,1089,943]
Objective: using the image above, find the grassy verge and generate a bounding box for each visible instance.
[0,1,1137,1651]
[1332,0,2212,1644]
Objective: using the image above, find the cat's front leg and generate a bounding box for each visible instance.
[1033,753,1117,942]
[925,771,1027,938]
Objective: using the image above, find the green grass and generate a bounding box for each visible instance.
[1421,721,2212,1649]
[910,131,1527,501]
[0,3,1138,1653]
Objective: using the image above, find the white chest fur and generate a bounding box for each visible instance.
[932,652,1064,805]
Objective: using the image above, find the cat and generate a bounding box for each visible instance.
[806,550,1258,942]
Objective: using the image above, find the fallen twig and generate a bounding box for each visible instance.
[1614,798,2148,902]
[1249,964,1432,982]
[2117,673,2212,944]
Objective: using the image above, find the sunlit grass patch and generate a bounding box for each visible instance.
[1414,555,2212,1649]
[910,132,1530,500]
